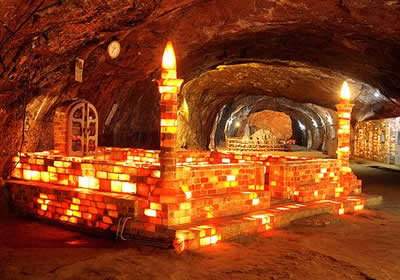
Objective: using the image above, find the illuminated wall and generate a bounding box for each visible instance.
[354,117,400,165]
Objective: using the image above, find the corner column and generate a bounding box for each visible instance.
[336,103,354,173]
[157,42,184,204]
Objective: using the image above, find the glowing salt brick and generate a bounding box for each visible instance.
[227,175,236,182]
[160,119,178,127]
[338,208,345,215]
[83,213,92,220]
[88,207,98,214]
[342,166,352,173]
[111,181,122,192]
[56,167,66,174]
[230,181,238,187]
[314,190,319,197]
[108,173,119,180]
[23,169,32,180]
[271,181,277,186]
[78,176,89,188]
[48,166,56,173]
[54,161,63,167]
[179,202,191,210]
[249,192,258,199]
[252,198,260,205]
[49,173,58,182]
[39,193,48,199]
[293,191,299,196]
[108,211,118,218]
[103,216,113,224]
[161,126,177,133]
[106,204,117,211]
[73,211,82,218]
[72,198,80,205]
[60,215,68,222]
[70,204,79,211]
[69,217,77,224]
[150,202,162,211]
[185,192,192,199]
[200,237,211,246]
[119,174,130,181]
[222,158,230,163]
[122,182,136,193]
[78,176,99,189]
[354,204,364,211]
[340,146,350,153]
[210,235,218,244]
[97,202,105,209]
[151,170,161,178]
[41,204,48,211]
[96,171,107,179]
[66,209,73,216]
[144,209,157,217]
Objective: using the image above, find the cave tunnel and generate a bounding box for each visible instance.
[1,1,400,277]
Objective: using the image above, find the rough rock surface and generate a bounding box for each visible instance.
[1,0,400,175]
[247,110,292,140]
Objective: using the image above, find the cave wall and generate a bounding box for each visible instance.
[1,0,400,177]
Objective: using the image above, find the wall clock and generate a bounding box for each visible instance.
[107,40,121,59]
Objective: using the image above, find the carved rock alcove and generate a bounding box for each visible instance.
[53,100,98,156]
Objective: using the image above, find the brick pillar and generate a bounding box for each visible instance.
[157,41,184,205]
[335,82,361,197]
[336,102,354,173]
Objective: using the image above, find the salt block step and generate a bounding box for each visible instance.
[172,194,382,251]
[7,180,144,232]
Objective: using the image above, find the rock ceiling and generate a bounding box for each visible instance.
[1,0,400,172]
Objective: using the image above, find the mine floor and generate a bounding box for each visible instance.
[1,160,399,280]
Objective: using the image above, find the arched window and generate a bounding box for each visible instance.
[54,100,98,156]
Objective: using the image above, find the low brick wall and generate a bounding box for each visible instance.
[8,180,139,232]
[269,159,341,201]
[10,152,160,199]
[7,147,362,245]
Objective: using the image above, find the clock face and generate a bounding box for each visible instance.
[107,41,120,59]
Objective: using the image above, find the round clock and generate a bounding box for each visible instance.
[107,40,120,59]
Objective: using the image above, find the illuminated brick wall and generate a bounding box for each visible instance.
[9,182,137,232]
[8,146,362,243]
[268,159,360,202]
[10,151,158,198]
[354,117,400,165]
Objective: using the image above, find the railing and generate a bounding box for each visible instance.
[226,138,295,152]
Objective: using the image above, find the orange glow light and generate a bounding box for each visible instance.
[340,81,351,101]
[162,41,176,70]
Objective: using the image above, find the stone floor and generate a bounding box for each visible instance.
[0,160,400,279]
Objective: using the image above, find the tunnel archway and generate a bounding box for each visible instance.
[206,95,336,153]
